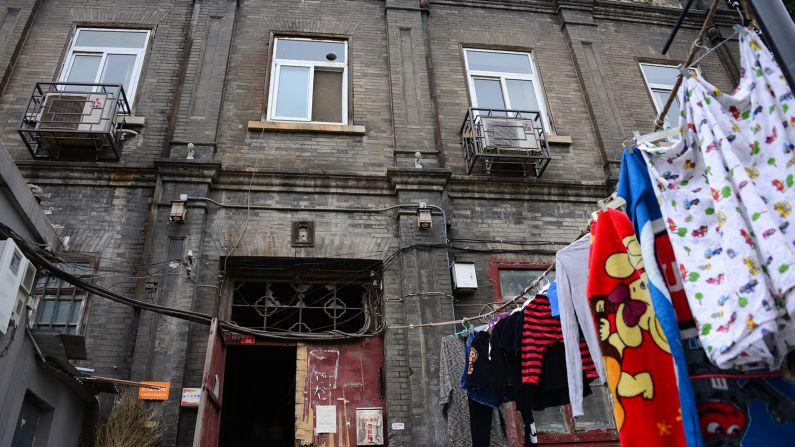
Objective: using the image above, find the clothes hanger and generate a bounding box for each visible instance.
[635,127,682,147]
[453,318,471,337]
[591,192,627,221]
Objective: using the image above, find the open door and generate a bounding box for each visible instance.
[193,319,226,447]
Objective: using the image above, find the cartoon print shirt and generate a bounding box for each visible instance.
[587,209,686,447]
[638,28,795,370]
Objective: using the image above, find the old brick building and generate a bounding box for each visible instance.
[0,0,742,445]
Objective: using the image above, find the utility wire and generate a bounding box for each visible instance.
[0,222,380,341]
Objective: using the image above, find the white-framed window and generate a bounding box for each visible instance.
[463,48,551,130]
[639,63,687,129]
[267,37,348,124]
[59,28,150,103]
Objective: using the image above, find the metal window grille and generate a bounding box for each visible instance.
[231,278,379,335]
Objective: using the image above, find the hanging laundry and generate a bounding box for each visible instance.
[556,236,607,417]
[587,208,686,446]
[441,336,475,447]
[520,294,598,386]
[490,312,538,447]
[547,281,560,317]
[618,147,702,447]
[638,27,795,370]
[440,335,507,447]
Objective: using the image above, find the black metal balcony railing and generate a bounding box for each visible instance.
[461,107,551,177]
[18,82,132,161]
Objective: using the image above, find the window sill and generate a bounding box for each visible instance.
[248,120,366,135]
[546,134,572,145]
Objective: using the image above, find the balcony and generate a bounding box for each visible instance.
[18,82,133,161]
[461,108,551,177]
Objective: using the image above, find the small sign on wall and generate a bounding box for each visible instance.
[180,387,201,407]
[138,382,170,401]
[315,405,337,433]
[356,408,384,445]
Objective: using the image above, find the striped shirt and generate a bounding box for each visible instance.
[521,294,598,384]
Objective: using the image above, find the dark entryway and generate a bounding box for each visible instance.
[219,346,296,447]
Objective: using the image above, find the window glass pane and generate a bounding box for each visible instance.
[101,54,137,95]
[498,269,556,300]
[311,70,343,123]
[39,301,55,323]
[473,78,506,110]
[76,30,148,49]
[640,64,678,87]
[276,39,346,63]
[466,50,532,74]
[575,385,615,431]
[54,302,72,324]
[653,89,681,128]
[275,66,310,119]
[535,406,567,433]
[506,79,540,112]
[66,54,102,90]
[69,302,82,323]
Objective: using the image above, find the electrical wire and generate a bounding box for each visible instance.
[0,222,381,340]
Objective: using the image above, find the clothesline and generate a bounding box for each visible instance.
[388,226,587,331]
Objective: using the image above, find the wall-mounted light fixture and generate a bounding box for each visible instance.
[417,202,432,230]
[170,194,188,223]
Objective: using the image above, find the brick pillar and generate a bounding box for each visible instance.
[130,159,221,446]
[385,167,453,446]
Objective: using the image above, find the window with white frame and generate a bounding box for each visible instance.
[59,28,150,103]
[463,49,550,129]
[639,63,687,129]
[267,38,348,124]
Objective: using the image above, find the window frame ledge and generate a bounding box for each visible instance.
[248,120,365,135]
[546,134,572,145]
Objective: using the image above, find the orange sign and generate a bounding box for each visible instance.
[138,381,170,401]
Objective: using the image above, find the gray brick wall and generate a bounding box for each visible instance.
[0,0,745,445]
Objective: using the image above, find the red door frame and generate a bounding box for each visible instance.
[193,319,226,447]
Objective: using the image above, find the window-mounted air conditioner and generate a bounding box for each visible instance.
[0,239,37,334]
[480,116,541,153]
[35,92,116,138]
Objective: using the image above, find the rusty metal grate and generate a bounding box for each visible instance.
[231,278,379,335]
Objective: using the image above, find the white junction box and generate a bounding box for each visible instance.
[451,262,477,292]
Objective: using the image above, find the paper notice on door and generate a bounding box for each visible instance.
[315,405,337,433]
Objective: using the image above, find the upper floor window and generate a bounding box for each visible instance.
[59,28,150,103]
[33,262,94,334]
[639,63,683,129]
[498,268,556,301]
[267,38,348,124]
[463,49,550,130]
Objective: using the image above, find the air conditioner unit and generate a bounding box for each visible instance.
[480,116,541,153]
[0,239,36,334]
[35,92,116,142]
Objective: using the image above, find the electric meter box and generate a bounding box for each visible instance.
[451,262,477,292]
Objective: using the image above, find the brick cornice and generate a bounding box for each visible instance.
[387,167,452,192]
[154,159,222,184]
[448,174,608,202]
[15,160,156,187]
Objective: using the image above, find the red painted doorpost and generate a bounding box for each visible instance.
[193,319,227,447]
